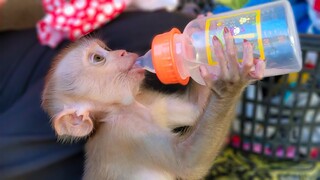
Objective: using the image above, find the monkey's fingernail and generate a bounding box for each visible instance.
[213,36,219,41]
[224,27,229,34]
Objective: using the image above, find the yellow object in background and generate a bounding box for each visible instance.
[288,72,310,84]
[215,0,249,9]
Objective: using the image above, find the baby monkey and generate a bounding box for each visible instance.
[42,28,265,179]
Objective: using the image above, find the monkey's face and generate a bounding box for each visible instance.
[54,39,145,105]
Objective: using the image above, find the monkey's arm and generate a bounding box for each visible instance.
[175,82,243,179]
[173,28,266,179]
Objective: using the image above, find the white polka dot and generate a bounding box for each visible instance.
[73,19,81,26]
[75,0,87,9]
[83,24,91,32]
[54,1,61,7]
[64,4,75,16]
[87,8,96,17]
[102,4,113,15]
[114,1,123,10]
[56,24,62,30]
[44,15,53,23]
[73,29,81,37]
[66,18,74,25]
[95,18,110,29]
[97,14,105,23]
[93,22,100,29]
[46,5,54,11]
[90,1,98,8]
[57,16,66,24]
[39,31,46,38]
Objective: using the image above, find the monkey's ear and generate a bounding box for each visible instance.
[53,108,94,137]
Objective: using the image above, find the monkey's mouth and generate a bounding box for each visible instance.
[130,64,145,74]
[128,56,145,74]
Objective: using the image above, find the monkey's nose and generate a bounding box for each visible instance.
[120,50,127,57]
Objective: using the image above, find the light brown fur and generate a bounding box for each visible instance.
[42,29,265,179]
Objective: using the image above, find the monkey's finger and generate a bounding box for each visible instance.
[200,65,217,85]
[223,27,240,82]
[197,14,205,18]
[249,59,265,80]
[197,12,213,18]
[241,39,254,79]
[200,65,211,87]
[206,12,213,16]
[212,36,229,80]
[199,65,209,77]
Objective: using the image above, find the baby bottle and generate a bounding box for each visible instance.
[137,0,302,85]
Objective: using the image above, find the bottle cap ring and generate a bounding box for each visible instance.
[151,28,190,85]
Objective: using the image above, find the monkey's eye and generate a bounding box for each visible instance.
[90,54,106,65]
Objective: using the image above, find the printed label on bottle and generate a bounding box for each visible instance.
[205,10,265,65]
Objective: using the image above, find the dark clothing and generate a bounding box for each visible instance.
[0,11,193,180]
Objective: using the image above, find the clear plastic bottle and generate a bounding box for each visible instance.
[137,1,302,85]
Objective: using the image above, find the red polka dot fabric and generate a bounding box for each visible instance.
[37,0,126,48]
[314,0,320,12]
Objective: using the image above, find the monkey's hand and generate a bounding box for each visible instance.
[171,27,266,179]
[200,27,265,99]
